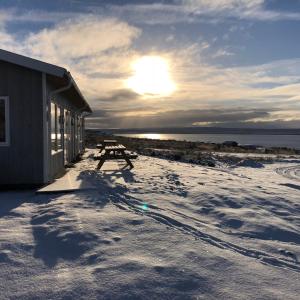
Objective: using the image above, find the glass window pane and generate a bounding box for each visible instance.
[51,102,57,151]
[57,107,63,150]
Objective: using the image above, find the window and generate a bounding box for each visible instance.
[64,110,70,164]
[78,117,83,151]
[0,96,9,146]
[51,102,63,153]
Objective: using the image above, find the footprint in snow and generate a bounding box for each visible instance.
[278,249,298,262]
[128,219,144,225]
[153,265,165,273]
[85,253,105,264]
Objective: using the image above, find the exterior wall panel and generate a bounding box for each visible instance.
[0,60,44,185]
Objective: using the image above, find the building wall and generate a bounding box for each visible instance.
[0,60,44,185]
[46,80,86,180]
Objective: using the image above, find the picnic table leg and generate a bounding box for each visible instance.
[96,151,107,170]
[96,157,105,170]
[121,150,134,168]
[99,144,106,153]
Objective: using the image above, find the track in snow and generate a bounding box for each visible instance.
[110,191,300,273]
[276,165,300,181]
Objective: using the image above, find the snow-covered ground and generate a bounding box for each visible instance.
[0,150,300,299]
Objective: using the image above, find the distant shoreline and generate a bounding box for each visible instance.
[87,127,300,135]
[85,130,300,155]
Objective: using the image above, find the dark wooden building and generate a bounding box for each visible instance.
[0,49,92,185]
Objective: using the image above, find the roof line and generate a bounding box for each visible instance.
[0,48,67,78]
[0,48,92,113]
[66,72,92,113]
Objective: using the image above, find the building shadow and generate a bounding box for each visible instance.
[31,192,101,267]
[30,165,135,268]
[99,165,135,184]
[0,191,52,218]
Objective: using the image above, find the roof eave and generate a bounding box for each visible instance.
[0,48,92,114]
[0,48,67,77]
[66,72,92,113]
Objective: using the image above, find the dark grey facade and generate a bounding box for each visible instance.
[0,49,92,185]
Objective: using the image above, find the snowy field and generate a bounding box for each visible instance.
[0,150,300,299]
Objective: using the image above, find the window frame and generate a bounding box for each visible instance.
[0,96,10,147]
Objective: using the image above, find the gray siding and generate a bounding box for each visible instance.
[0,60,44,184]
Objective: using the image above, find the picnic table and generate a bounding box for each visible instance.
[96,144,134,170]
[97,139,118,152]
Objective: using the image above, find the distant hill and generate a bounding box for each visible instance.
[87,127,300,135]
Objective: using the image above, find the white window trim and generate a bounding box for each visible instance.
[0,96,10,147]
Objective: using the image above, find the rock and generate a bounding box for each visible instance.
[234,159,264,168]
[223,141,238,147]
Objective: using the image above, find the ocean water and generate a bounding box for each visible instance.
[116,133,300,149]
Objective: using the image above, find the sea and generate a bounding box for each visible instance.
[115,133,300,149]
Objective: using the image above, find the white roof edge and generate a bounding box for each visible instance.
[0,48,67,77]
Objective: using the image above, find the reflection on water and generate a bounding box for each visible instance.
[137,133,162,140]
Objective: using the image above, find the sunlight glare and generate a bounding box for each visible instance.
[127,56,176,96]
[140,133,161,140]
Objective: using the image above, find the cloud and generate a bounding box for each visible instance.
[212,48,234,58]
[180,0,300,21]
[0,10,19,50]
[166,45,300,109]
[25,17,141,60]
[81,40,300,126]
[104,0,300,24]
[86,107,300,129]
[93,89,140,104]
[1,0,300,34]
[181,0,264,13]
[86,108,274,128]
[166,34,175,42]
[107,3,199,25]
[0,12,141,60]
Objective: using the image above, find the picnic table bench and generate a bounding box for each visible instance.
[96,144,134,170]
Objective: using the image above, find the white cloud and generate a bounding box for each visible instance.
[212,48,234,58]
[104,0,300,24]
[26,17,141,61]
[181,0,264,13]
[0,10,19,50]
[180,0,300,21]
[166,35,175,42]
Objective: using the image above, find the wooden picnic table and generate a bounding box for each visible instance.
[97,139,118,152]
[96,144,134,170]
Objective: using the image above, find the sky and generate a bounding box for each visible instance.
[1,0,300,129]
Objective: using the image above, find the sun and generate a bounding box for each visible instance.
[126,56,176,96]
